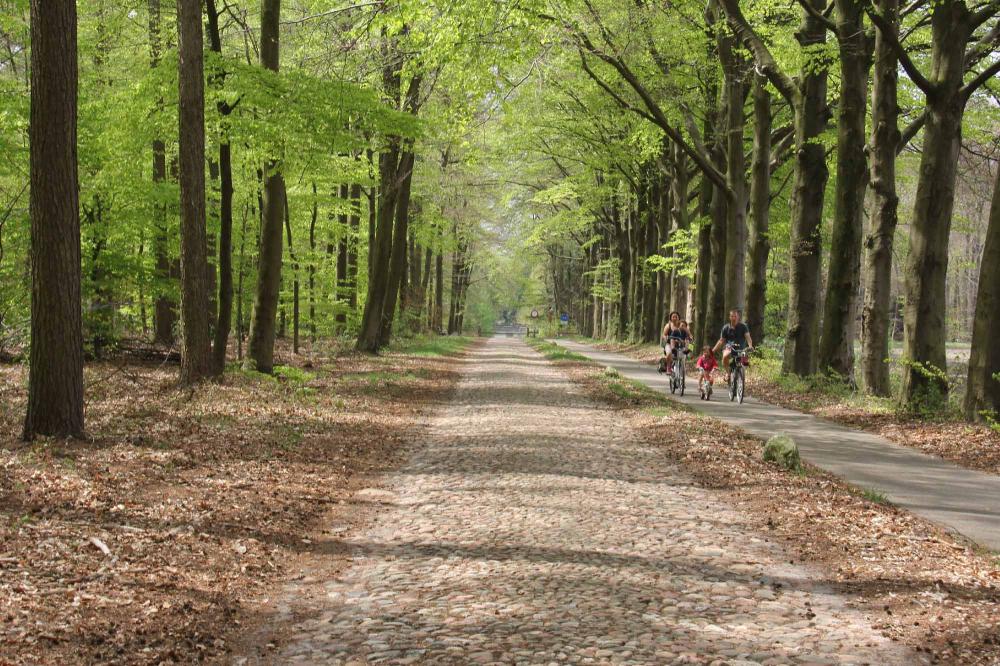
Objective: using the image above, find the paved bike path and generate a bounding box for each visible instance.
[552,339,1000,552]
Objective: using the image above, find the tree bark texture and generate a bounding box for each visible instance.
[860,0,900,396]
[819,0,873,380]
[745,74,771,346]
[964,163,1000,420]
[23,0,85,439]
[783,1,830,376]
[176,0,213,383]
[246,0,284,372]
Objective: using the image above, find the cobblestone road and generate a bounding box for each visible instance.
[275,337,913,665]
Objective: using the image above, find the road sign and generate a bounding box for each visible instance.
[560,313,569,323]
[530,309,539,319]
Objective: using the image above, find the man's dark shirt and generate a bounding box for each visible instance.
[721,322,749,345]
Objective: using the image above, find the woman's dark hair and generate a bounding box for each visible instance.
[669,311,681,319]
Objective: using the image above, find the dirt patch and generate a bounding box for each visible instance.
[0,337,475,666]
[556,357,1000,665]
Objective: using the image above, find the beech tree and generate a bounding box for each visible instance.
[175,0,212,383]
[965,161,1000,420]
[719,0,831,377]
[246,0,285,373]
[867,0,1000,405]
[22,0,85,439]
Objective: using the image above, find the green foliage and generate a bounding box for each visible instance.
[393,335,472,357]
[526,338,588,362]
[896,358,955,418]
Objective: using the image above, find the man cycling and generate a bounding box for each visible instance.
[712,309,753,384]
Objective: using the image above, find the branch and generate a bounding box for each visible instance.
[280,2,380,26]
[573,32,728,192]
[794,0,839,35]
[578,51,659,126]
[864,6,936,96]
[898,111,926,153]
[969,0,1000,31]
[716,0,798,106]
[962,57,1000,100]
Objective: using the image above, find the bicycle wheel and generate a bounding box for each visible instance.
[730,365,737,401]
[736,366,745,404]
[678,359,685,396]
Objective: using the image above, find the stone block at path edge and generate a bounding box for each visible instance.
[763,434,801,472]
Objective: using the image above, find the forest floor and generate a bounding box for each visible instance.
[532,339,1000,664]
[587,339,1000,476]
[0,335,473,666]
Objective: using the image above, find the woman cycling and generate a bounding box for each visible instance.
[660,311,682,375]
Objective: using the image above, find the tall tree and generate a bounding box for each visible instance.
[176,0,212,383]
[207,0,236,374]
[245,0,285,372]
[357,31,404,353]
[23,0,84,439]
[860,0,900,395]
[745,74,771,345]
[818,0,874,381]
[867,0,1000,404]
[720,0,832,376]
[668,144,690,319]
[964,161,1000,420]
[149,0,176,346]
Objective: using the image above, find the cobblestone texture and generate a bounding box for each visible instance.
[273,338,913,665]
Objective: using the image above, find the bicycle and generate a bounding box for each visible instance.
[699,371,713,400]
[728,346,752,404]
[670,344,687,396]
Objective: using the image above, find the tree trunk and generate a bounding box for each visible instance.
[718,26,748,312]
[378,149,415,345]
[149,0,175,346]
[246,0,283,372]
[782,2,830,376]
[964,163,1000,420]
[23,0,85,439]
[695,181,714,348]
[860,0,900,396]
[745,74,771,345]
[207,0,233,375]
[336,183,349,328]
[670,144,690,319]
[348,183,361,312]
[656,173,671,333]
[434,244,444,332]
[641,178,659,342]
[357,144,400,351]
[900,3,977,405]
[308,182,317,342]
[284,195,299,354]
[819,0,872,380]
[708,125,729,344]
[176,0,212,384]
[614,198,630,338]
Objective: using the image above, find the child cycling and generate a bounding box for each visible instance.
[696,346,717,399]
